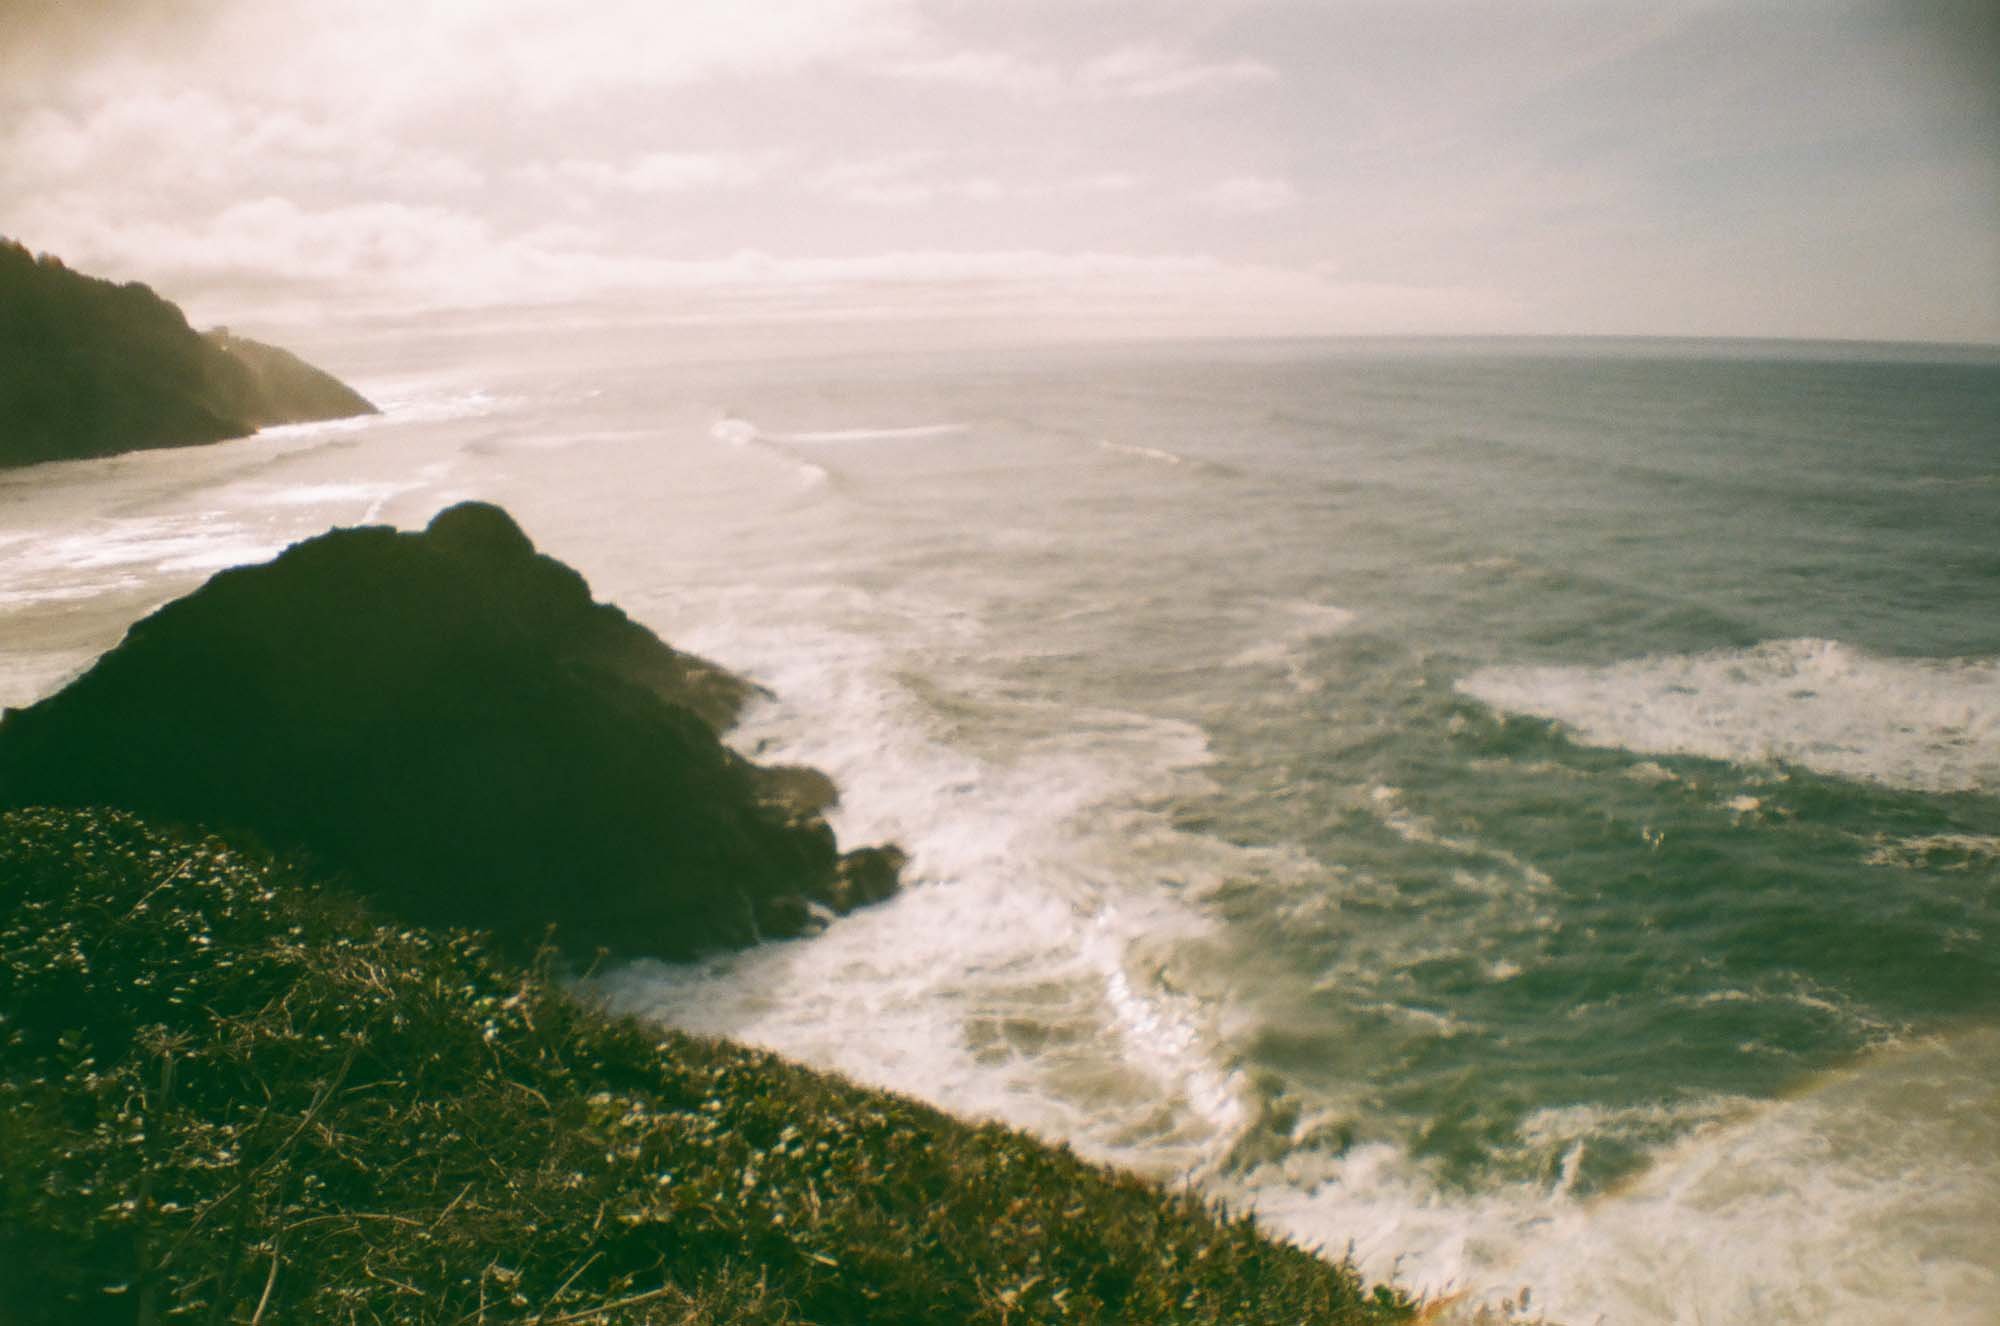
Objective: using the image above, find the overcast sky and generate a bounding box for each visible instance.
[3,0,1995,343]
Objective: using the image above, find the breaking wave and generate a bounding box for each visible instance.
[1458,639,2000,793]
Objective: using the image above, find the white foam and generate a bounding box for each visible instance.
[708,416,844,490]
[229,479,425,522]
[592,581,1264,1176]
[1865,832,2000,870]
[1237,1029,2000,1324]
[1673,975,1897,1042]
[256,481,408,507]
[252,414,380,441]
[0,515,289,578]
[1226,598,1357,693]
[469,429,643,454]
[372,386,504,423]
[710,417,967,446]
[1364,785,1552,888]
[1097,438,1187,466]
[769,423,968,443]
[1459,639,2000,793]
[0,579,146,610]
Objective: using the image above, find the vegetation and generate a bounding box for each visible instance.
[0,239,374,468]
[0,807,1415,1324]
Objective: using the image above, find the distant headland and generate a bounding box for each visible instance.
[0,238,376,469]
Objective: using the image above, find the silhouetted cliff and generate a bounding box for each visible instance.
[0,502,903,958]
[0,238,375,468]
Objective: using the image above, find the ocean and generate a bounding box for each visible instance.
[3,330,1996,1323]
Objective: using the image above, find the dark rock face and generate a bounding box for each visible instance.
[0,238,376,469]
[0,502,902,959]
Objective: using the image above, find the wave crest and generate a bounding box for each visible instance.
[1458,639,2000,793]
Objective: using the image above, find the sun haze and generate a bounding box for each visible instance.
[3,0,1995,344]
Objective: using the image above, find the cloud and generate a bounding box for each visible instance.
[881,42,1277,100]
[420,0,916,108]
[3,189,1518,337]
[2,91,484,199]
[522,152,781,195]
[877,49,1062,98]
[14,198,505,298]
[1072,172,1142,193]
[8,0,926,121]
[1079,45,1279,98]
[806,156,1147,208]
[0,0,233,98]
[10,0,1990,343]
[810,154,1016,207]
[811,153,943,205]
[1193,176,1297,215]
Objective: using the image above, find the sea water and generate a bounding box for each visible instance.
[3,331,1996,1323]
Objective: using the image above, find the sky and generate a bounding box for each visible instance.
[2,0,1995,344]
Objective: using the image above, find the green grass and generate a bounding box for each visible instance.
[0,808,1416,1324]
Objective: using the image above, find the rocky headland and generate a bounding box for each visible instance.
[0,238,376,468]
[0,501,902,958]
[0,503,1415,1322]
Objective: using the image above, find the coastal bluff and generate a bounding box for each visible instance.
[0,238,376,468]
[0,501,902,958]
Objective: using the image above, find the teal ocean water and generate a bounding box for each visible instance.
[3,333,1996,1322]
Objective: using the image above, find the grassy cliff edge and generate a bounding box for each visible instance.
[0,808,1415,1325]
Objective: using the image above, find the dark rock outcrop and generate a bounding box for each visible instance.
[0,238,376,469]
[0,501,902,958]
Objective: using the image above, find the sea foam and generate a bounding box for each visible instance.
[1458,638,2000,793]
[711,417,967,446]
[1097,438,1188,466]
[1226,598,1356,693]
[592,578,1261,1176]
[767,423,968,443]
[1236,1029,2000,1325]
